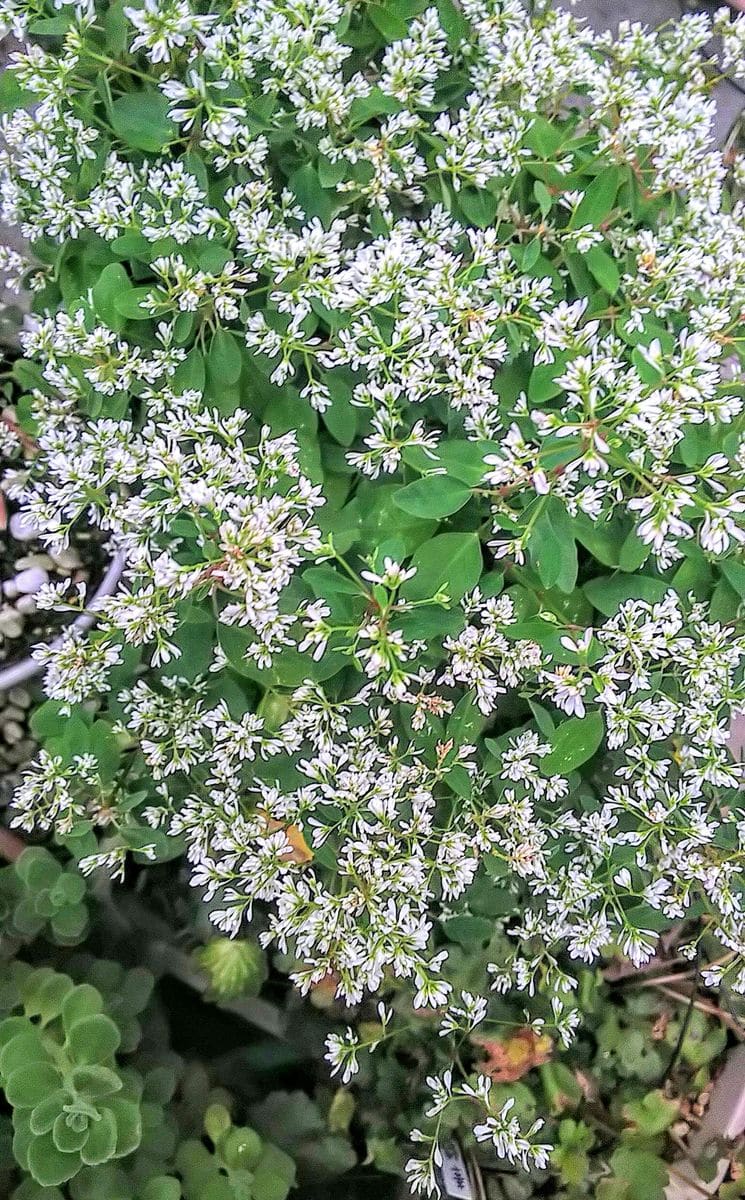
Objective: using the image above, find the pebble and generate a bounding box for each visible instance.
[3,720,24,745]
[14,595,37,615]
[8,688,31,708]
[14,566,48,595]
[2,579,18,600]
[5,738,35,764]
[15,553,54,571]
[9,511,39,542]
[52,547,83,572]
[0,607,23,638]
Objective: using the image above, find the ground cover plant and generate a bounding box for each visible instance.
[1,0,745,1195]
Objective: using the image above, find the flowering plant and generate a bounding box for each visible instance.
[2,0,745,1193]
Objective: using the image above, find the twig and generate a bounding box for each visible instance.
[624,968,699,990]
[666,1161,716,1199]
[654,984,745,1041]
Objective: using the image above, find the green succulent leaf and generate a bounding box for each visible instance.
[66,1015,121,1066]
[5,1063,62,1109]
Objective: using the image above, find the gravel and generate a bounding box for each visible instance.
[0,684,35,807]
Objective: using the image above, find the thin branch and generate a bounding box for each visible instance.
[654,984,745,1041]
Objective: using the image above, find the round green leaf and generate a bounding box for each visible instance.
[110,91,176,153]
[80,1107,117,1165]
[0,1030,51,1078]
[15,847,61,890]
[70,1065,123,1100]
[62,986,104,1037]
[108,1097,142,1158]
[27,1131,80,1187]
[66,1015,121,1066]
[30,1092,68,1136]
[208,328,243,386]
[53,1112,89,1154]
[140,1177,183,1200]
[5,1063,62,1108]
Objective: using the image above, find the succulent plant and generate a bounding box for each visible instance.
[0,968,141,1187]
[0,847,88,947]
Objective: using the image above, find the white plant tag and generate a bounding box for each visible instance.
[436,1141,473,1200]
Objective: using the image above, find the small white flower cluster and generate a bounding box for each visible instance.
[7,375,324,687]
[0,2,744,564]
[2,0,745,1191]
[12,582,744,1187]
[406,1071,550,1194]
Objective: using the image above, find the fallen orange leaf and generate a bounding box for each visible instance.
[263,814,313,864]
[472,1028,553,1083]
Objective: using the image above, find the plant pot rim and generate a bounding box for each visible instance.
[0,549,126,692]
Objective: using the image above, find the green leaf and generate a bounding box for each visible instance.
[528,361,565,403]
[440,913,493,948]
[252,1143,297,1200]
[26,1132,80,1187]
[623,1090,679,1136]
[0,1031,51,1077]
[435,0,470,45]
[221,1125,263,1170]
[29,14,71,32]
[114,287,159,319]
[69,1065,123,1100]
[219,624,346,688]
[447,692,486,745]
[5,1063,62,1108]
[29,1091,68,1136]
[524,115,566,158]
[16,847,60,890]
[529,502,578,593]
[401,533,482,604]
[66,1014,121,1065]
[0,69,36,114]
[570,165,622,229]
[208,328,243,386]
[92,263,131,331]
[140,1177,183,1200]
[721,558,745,599]
[288,163,335,224]
[541,710,604,775]
[533,179,553,217]
[368,3,409,40]
[352,484,438,555]
[584,244,620,294]
[583,574,669,617]
[108,1097,142,1157]
[322,375,358,446]
[62,986,104,1036]
[608,1148,668,1200]
[459,188,497,228]
[303,566,362,598]
[110,91,176,153]
[51,903,89,945]
[393,475,472,519]
[80,1107,117,1165]
[52,1113,88,1154]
